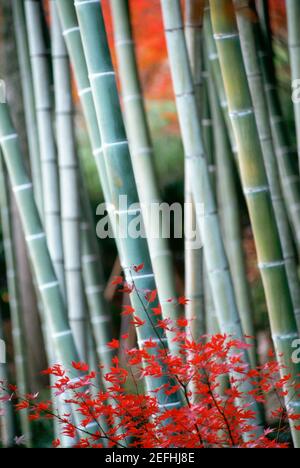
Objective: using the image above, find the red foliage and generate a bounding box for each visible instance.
[6,330,298,448]
[2,272,300,448]
[268,0,287,39]
[3,329,300,447]
[102,0,174,100]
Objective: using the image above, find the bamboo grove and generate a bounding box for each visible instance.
[0,0,300,449]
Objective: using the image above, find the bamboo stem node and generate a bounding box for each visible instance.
[52,329,73,339]
[39,281,60,291]
[258,260,286,269]
[244,185,269,195]
[25,232,46,242]
[62,26,80,36]
[0,133,18,143]
[13,183,33,193]
[78,87,91,97]
[89,71,115,80]
[214,32,239,40]
[158,401,181,409]
[104,140,128,149]
[229,108,254,118]
[272,332,298,341]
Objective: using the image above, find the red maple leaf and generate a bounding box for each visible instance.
[15,401,30,411]
[178,296,189,305]
[145,289,157,303]
[152,305,162,316]
[121,305,135,316]
[107,339,120,349]
[52,439,61,448]
[71,362,89,372]
[177,317,188,327]
[111,276,123,285]
[130,316,145,327]
[133,263,144,272]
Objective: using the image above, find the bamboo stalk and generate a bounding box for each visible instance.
[51,4,106,437]
[184,0,205,110]
[54,0,124,377]
[201,53,216,342]
[160,0,264,433]
[56,0,183,408]
[184,171,205,338]
[234,0,300,331]
[12,0,43,217]
[51,0,87,360]
[253,3,300,254]
[203,10,237,157]
[286,0,300,169]
[56,0,112,207]
[184,0,205,337]
[207,58,256,366]
[24,0,65,294]
[75,0,182,393]
[160,0,249,350]
[210,0,300,445]
[79,170,115,372]
[204,268,219,335]
[0,106,89,435]
[109,0,181,332]
[0,154,31,446]
[255,0,272,56]
[0,102,80,370]
[202,75,214,168]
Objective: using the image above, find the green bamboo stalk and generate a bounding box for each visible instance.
[286,0,300,169]
[79,171,115,372]
[255,0,272,56]
[204,269,219,335]
[52,0,116,372]
[203,10,237,157]
[0,101,80,371]
[56,0,176,403]
[73,0,183,408]
[56,0,112,207]
[184,0,205,110]
[253,4,300,254]
[184,170,205,338]
[210,0,300,445]
[201,52,216,341]
[51,4,106,438]
[160,1,265,433]
[0,310,14,447]
[110,0,180,331]
[0,106,90,436]
[0,154,31,446]
[234,0,300,331]
[54,0,129,380]
[24,0,65,294]
[51,0,87,360]
[12,0,43,217]
[160,0,249,349]
[207,59,256,366]
[184,0,205,337]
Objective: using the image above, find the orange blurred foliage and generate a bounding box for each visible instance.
[44,0,287,100]
[102,0,174,100]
